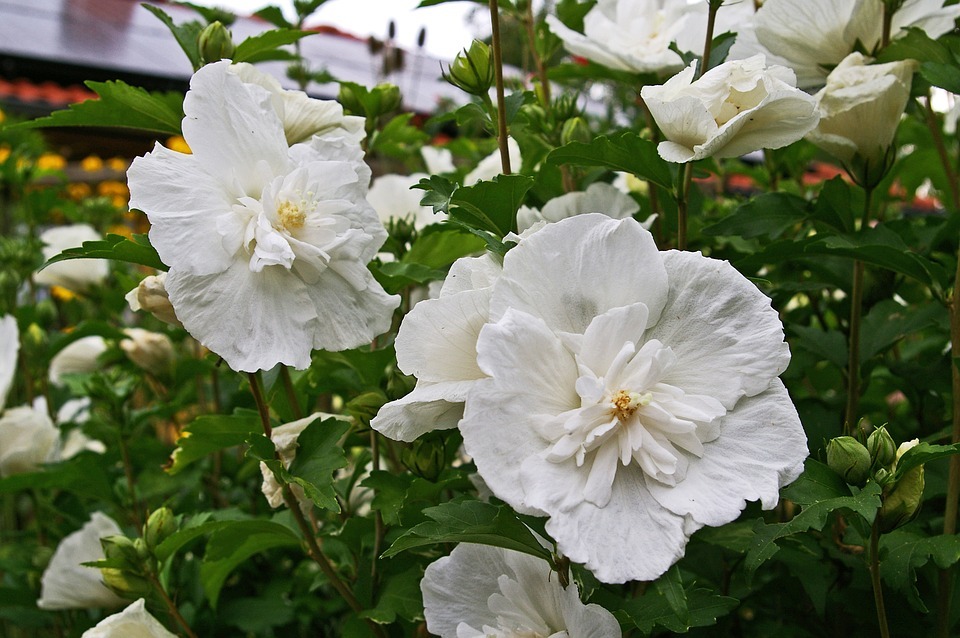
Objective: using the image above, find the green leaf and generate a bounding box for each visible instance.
[370,113,430,157]
[876,27,953,65]
[859,300,944,362]
[10,80,184,136]
[253,6,291,28]
[167,410,261,474]
[200,520,301,608]
[450,174,534,237]
[546,132,674,190]
[403,226,486,269]
[812,176,856,233]
[805,226,936,285]
[363,471,460,527]
[894,442,960,480]
[42,233,167,272]
[382,500,552,561]
[359,568,424,624]
[782,459,851,506]
[702,192,808,239]
[415,175,458,215]
[0,453,113,500]
[286,416,351,511]
[654,565,689,626]
[920,61,960,94]
[612,587,738,633]
[790,325,848,369]
[746,478,882,573]
[880,531,960,611]
[141,4,203,70]
[233,29,312,64]
[374,261,447,293]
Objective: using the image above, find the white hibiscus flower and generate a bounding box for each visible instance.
[517,181,642,233]
[421,543,621,638]
[367,173,445,229]
[81,598,177,638]
[451,214,806,583]
[127,61,399,372]
[34,224,110,293]
[0,314,18,411]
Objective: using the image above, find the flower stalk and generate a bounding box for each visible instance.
[149,573,199,638]
[844,186,874,434]
[869,519,892,638]
[488,0,512,174]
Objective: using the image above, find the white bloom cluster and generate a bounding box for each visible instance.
[374,214,807,583]
[127,61,399,372]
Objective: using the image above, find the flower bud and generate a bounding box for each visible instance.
[143,507,177,551]
[100,535,143,572]
[401,438,445,482]
[125,273,182,328]
[198,21,235,65]
[867,426,896,468]
[443,39,493,96]
[100,568,152,599]
[877,438,925,532]
[561,117,591,146]
[120,329,175,375]
[826,436,871,485]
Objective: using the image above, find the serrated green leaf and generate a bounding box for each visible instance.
[702,192,808,239]
[359,568,424,624]
[876,27,953,65]
[654,565,689,626]
[141,4,203,70]
[746,481,882,573]
[859,300,944,363]
[450,174,534,237]
[233,29,312,64]
[42,233,167,272]
[880,531,960,611]
[546,132,674,190]
[805,226,935,285]
[894,442,960,480]
[382,500,551,561]
[167,410,261,475]
[10,81,184,136]
[415,175,458,215]
[781,460,852,506]
[286,416,351,511]
[253,6,291,28]
[403,226,486,269]
[613,587,738,633]
[200,520,300,608]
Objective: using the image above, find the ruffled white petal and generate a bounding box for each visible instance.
[0,315,18,411]
[370,380,469,442]
[80,598,178,638]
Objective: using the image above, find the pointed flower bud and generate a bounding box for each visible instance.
[867,426,896,468]
[198,21,235,65]
[443,39,493,96]
[878,439,925,532]
[826,436,871,486]
[143,508,177,551]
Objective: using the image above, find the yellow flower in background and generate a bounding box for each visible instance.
[0,109,5,124]
[106,157,128,171]
[165,135,191,154]
[0,146,10,164]
[80,155,103,172]
[50,286,78,302]
[66,183,93,201]
[107,224,132,238]
[37,153,66,171]
[98,181,130,208]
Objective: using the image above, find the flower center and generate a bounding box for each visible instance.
[610,389,650,422]
[276,199,308,230]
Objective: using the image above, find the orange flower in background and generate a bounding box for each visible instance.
[165,135,191,154]
[0,147,10,164]
[106,157,128,171]
[50,286,78,302]
[66,182,92,200]
[98,180,130,208]
[80,155,104,172]
[107,224,132,238]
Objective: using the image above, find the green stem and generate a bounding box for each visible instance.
[869,520,892,638]
[280,367,303,420]
[699,1,721,77]
[247,371,386,638]
[488,0,512,175]
[844,186,874,434]
[940,218,960,637]
[676,162,693,251]
[522,1,551,109]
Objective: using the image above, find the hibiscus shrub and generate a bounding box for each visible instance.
[3,1,960,637]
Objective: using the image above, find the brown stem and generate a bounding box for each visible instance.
[247,372,272,438]
[150,574,199,638]
[489,0,512,175]
[699,2,720,77]
[881,2,894,49]
[522,1,551,108]
[924,94,960,211]
[844,187,874,434]
[940,216,960,637]
[370,430,384,582]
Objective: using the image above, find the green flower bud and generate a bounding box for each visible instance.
[867,426,896,468]
[561,117,591,146]
[143,507,177,551]
[100,535,143,572]
[100,567,152,599]
[878,439,925,532]
[826,436,871,486]
[443,39,493,96]
[401,438,445,482]
[198,21,235,65]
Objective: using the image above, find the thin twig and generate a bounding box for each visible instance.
[489,0,512,174]
[869,521,891,638]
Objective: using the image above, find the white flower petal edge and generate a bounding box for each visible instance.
[459,214,806,583]
[38,512,126,610]
[367,172,444,229]
[0,314,18,411]
[421,543,621,638]
[80,598,178,638]
[34,224,110,292]
[465,137,521,184]
[517,182,641,233]
[0,399,59,477]
[48,336,107,386]
[128,61,399,372]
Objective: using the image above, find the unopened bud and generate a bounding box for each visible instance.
[561,117,591,145]
[198,21,235,64]
[346,391,386,428]
[143,507,178,550]
[120,328,175,375]
[100,535,143,572]
[867,427,896,468]
[443,40,493,96]
[826,436,871,486]
[401,438,445,482]
[126,273,182,328]
[100,568,152,599]
[877,438,925,532]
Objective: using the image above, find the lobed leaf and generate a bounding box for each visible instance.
[42,233,167,272]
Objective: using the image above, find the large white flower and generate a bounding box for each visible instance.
[517,181,642,233]
[806,53,917,183]
[370,254,501,442]
[81,598,177,638]
[456,214,806,583]
[0,314,18,411]
[640,54,820,163]
[545,0,754,75]
[48,336,108,386]
[38,512,126,610]
[729,0,960,88]
[421,543,620,638]
[0,398,58,477]
[367,173,444,229]
[34,224,110,293]
[127,61,399,372]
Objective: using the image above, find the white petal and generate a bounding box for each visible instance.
[370,380,470,442]
[0,315,18,411]
[34,224,110,291]
[648,251,790,408]
[80,598,178,638]
[490,214,668,334]
[646,379,807,527]
[49,336,107,386]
